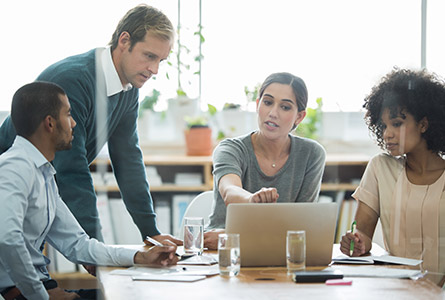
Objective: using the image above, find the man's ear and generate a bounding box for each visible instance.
[43,115,55,132]
[118,31,131,50]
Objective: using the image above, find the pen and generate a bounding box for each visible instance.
[145,236,180,257]
[349,221,357,256]
[145,236,164,247]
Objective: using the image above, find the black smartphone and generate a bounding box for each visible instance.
[292,270,344,283]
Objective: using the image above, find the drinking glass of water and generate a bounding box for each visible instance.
[183,217,204,255]
[286,230,306,274]
[218,233,240,276]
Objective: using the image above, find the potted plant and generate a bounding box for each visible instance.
[139,89,161,115]
[244,83,261,111]
[212,83,260,140]
[138,89,161,141]
[183,115,212,156]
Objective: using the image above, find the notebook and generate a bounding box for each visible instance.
[225,202,338,267]
[332,254,422,266]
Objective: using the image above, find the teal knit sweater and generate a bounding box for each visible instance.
[0,49,160,240]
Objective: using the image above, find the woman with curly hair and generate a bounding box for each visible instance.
[340,68,445,282]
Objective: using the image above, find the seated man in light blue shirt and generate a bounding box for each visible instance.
[0,82,179,300]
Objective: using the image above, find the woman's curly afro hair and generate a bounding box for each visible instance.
[363,68,445,156]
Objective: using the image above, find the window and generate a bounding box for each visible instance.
[0,0,438,112]
[427,0,445,76]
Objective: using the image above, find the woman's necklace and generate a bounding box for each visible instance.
[253,135,290,169]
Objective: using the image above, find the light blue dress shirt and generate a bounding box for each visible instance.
[0,136,137,300]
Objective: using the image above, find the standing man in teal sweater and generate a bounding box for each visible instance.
[0,4,181,246]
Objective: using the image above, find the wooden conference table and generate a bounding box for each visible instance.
[98,245,444,300]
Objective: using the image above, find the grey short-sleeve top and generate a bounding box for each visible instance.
[207,131,326,229]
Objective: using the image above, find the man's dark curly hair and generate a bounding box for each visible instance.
[363,68,445,156]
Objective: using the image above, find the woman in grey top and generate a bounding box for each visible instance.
[204,72,326,249]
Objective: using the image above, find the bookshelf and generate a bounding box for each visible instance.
[92,153,369,242]
[91,155,214,239]
[93,155,213,193]
[321,154,369,192]
[321,154,370,242]
[93,154,368,193]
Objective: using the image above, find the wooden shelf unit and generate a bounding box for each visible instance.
[321,154,371,242]
[92,154,370,194]
[321,154,369,192]
[95,184,211,193]
[92,155,213,193]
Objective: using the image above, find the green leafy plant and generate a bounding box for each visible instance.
[184,102,219,129]
[295,97,323,140]
[223,103,241,110]
[207,103,217,116]
[206,104,226,140]
[139,89,161,117]
[184,115,209,129]
[244,83,261,103]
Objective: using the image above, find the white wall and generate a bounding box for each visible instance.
[319,111,380,156]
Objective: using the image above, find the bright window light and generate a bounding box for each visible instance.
[0,0,438,113]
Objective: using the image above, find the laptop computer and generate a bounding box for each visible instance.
[225,202,338,267]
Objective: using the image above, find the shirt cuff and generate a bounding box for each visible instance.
[115,248,139,266]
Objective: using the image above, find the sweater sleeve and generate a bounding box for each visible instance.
[0,116,17,154]
[107,92,160,239]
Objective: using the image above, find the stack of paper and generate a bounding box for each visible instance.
[174,173,202,186]
[178,254,218,265]
[146,166,162,186]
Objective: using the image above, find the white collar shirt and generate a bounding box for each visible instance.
[0,136,136,300]
[100,46,133,97]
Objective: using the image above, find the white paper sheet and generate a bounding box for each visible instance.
[110,264,219,277]
[132,275,206,282]
[178,254,218,265]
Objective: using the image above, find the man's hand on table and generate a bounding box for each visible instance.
[150,234,183,246]
[135,239,179,266]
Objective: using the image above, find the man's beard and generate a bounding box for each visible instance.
[55,137,73,151]
[55,124,73,151]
